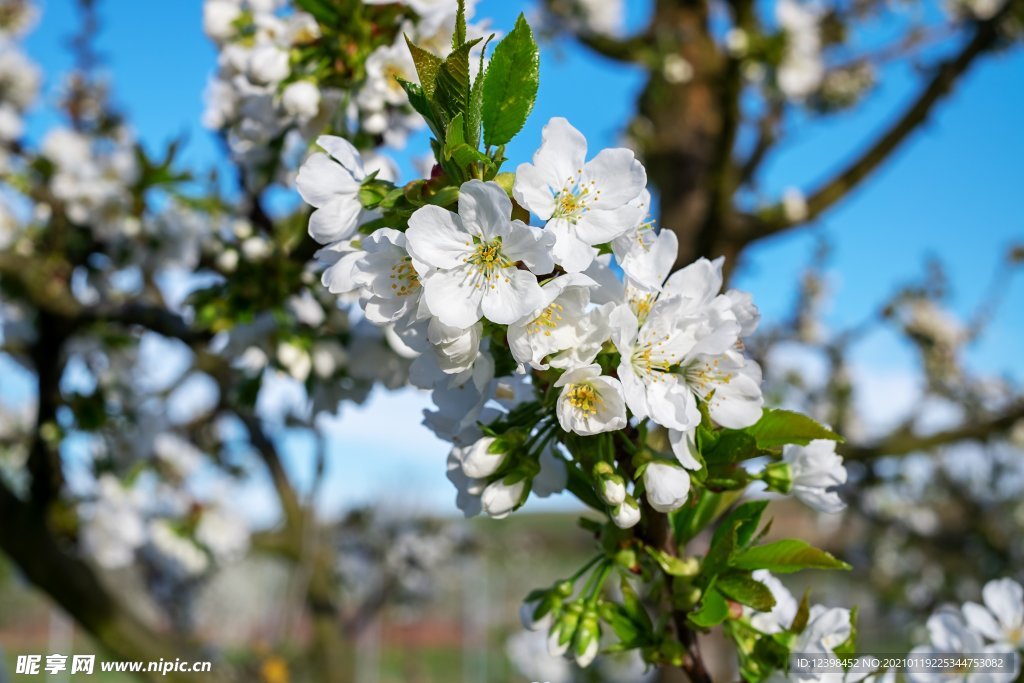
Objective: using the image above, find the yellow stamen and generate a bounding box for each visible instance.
[566,383,603,416]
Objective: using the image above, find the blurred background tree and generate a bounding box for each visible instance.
[1,0,1022,681]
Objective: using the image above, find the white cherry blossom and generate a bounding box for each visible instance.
[296,135,368,245]
[506,273,598,371]
[406,179,554,328]
[514,117,646,272]
[963,578,1024,649]
[554,363,627,436]
[357,228,427,325]
[784,438,848,513]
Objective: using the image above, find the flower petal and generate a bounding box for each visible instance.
[582,147,646,206]
[481,268,545,325]
[316,135,364,178]
[458,179,512,238]
[308,196,362,244]
[406,205,472,270]
[421,266,485,328]
[296,152,358,207]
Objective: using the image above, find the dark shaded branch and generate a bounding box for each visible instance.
[575,30,655,64]
[26,312,70,507]
[540,0,653,64]
[738,98,784,185]
[236,412,304,529]
[842,401,1024,461]
[740,7,1014,244]
[81,303,212,346]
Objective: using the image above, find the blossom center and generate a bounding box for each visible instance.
[632,332,676,381]
[526,302,564,337]
[389,256,420,297]
[552,173,600,222]
[685,358,735,396]
[465,238,513,288]
[630,293,655,323]
[566,383,602,416]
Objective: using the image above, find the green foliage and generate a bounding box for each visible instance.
[715,571,776,611]
[405,36,443,98]
[434,38,481,126]
[481,14,540,147]
[702,429,758,464]
[743,409,843,450]
[731,539,851,573]
[671,489,733,545]
[689,588,729,628]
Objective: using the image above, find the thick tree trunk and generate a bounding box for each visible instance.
[636,0,749,282]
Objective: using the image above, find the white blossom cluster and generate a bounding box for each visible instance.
[0,0,40,169]
[296,116,850,531]
[775,0,825,100]
[202,0,488,187]
[79,469,250,576]
[334,511,470,610]
[39,126,141,239]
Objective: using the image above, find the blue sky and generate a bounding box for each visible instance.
[14,0,1024,518]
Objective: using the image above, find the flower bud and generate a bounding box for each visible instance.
[547,602,582,657]
[248,45,289,85]
[598,473,626,506]
[203,0,241,42]
[461,436,508,479]
[611,496,641,529]
[762,461,794,494]
[643,461,691,513]
[520,593,559,631]
[480,476,527,519]
[573,610,601,668]
[281,81,321,121]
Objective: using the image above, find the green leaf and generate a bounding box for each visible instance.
[671,490,733,545]
[452,0,467,50]
[752,633,790,671]
[481,13,539,147]
[704,430,758,464]
[605,603,641,643]
[295,0,339,24]
[434,38,481,125]
[565,464,605,512]
[405,36,443,98]
[447,143,492,175]
[715,571,776,611]
[790,589,811,633]
[620,578,654,633]
[688,588,729,628]
[445,112,467,154]
[711,500,769,551]
[397,78,442,139]
[732,539,851,574]
[701,520,740,584]
[743,409,843,450]
[644,547,699,577]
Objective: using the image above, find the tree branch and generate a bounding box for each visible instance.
[739,8,1014,244]
[842,400,1024,461]
[540,0,654,64]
